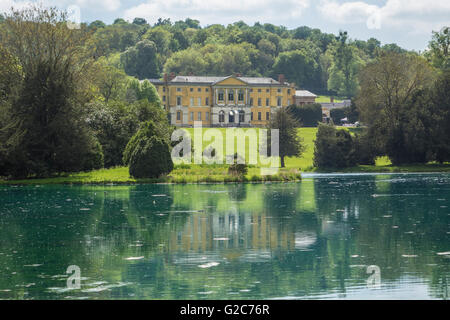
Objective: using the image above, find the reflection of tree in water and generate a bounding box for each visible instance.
[313,175,450,298]
[227,184,247,202]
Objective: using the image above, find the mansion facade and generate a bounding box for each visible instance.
[150,75,297,127]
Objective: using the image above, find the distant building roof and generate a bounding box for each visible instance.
[150,75,288,86]
[146,79,164,85]
[295,90,317,98]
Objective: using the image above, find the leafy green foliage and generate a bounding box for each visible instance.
[425,27,449,70]
[268,108,305,168]
[125,121,174,178]
[357,52,437,165]
[121,39,159,79]
[313,124,357,168]
[228,153,248,176]
[0,7,103,178]
[287,103,322,127]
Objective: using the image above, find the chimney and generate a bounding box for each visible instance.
[163,73,168,83]
[278,74,285,84]
[169,72,175,81]
[234,73,241,77]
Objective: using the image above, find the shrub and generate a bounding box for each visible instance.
[313,124,357,168]
[125,121,174,179]
[228,153,248,176]
[128,135,173,179]
[123,120,170,165]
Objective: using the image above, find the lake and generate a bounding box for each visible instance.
[0,173,449,300]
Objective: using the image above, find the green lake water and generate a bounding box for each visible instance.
[0,174,449,300]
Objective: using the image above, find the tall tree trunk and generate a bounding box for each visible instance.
[280,156,285,168]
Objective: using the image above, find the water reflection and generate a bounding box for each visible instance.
[0,174,449,300]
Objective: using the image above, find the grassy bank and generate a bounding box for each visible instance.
[1,128,449,185]
[0,166,302,185]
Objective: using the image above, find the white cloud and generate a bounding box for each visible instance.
[123,0,310,26]
[0,0,121,14]
[319,0,450,34]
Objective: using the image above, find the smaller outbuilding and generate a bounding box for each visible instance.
[294,90,317,106]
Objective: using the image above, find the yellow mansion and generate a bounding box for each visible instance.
[150,75,296,127]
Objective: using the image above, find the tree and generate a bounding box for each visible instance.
[133,17,148,26]
[327,31,363,97]
[287,103,322,127]
[268,108,304,168]
[356,52,435,164]
[89,20,106,30]
[426,27,450,70]
[121,39,160,79]
[113,18,127,25]
[313,124,357,168]
[95,59,128,103]
[273,50,319,90]
[0,6,103,178]
[124,121,173,178]
[428,69,450,162]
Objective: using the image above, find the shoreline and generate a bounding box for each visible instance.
[1,164,449,186]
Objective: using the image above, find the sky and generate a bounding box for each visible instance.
[1,0,449,51]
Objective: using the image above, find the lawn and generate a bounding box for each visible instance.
[1,127,449,185]
[315,95,344,103]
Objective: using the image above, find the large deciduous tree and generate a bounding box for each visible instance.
[121,39,160,79]
[0,6,103,178]
[356,52,436,164]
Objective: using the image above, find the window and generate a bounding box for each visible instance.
[198,97,201,106]
[238,89,244,102]
[288,99,291,106]
[277,97,282,106]
[218,90,224,101]
[177,111,181,121]
[219,111,225,123]
[162,95,166,102]
[190,112,194,121]
[205,97,209,106]
[250,98,253,106]
[258,112,261,121]
[206,88,209,92]
[287,89,291,94]
[266,89,269,93]
[190,88,193,92]
[197,112,202,121]
[258,98,261,106]
[251,112,253,121]
[266,112,270,120]
[228,90,234,102]
[177,87,181,92]
[177,96,182,105]
[239,110,245,123]
[206,112,209,121]
[277,88,282,93]
[229,111,235,123]
[250,89,253,92]
[266,98,269,106]
[198,88,201,92]
[163,87,166,92]
[190,98,194,106]
[258,89,261,93]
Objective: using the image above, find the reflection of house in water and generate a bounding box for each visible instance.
[167,212,309,255]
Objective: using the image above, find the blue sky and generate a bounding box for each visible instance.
[1,0,449,51]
